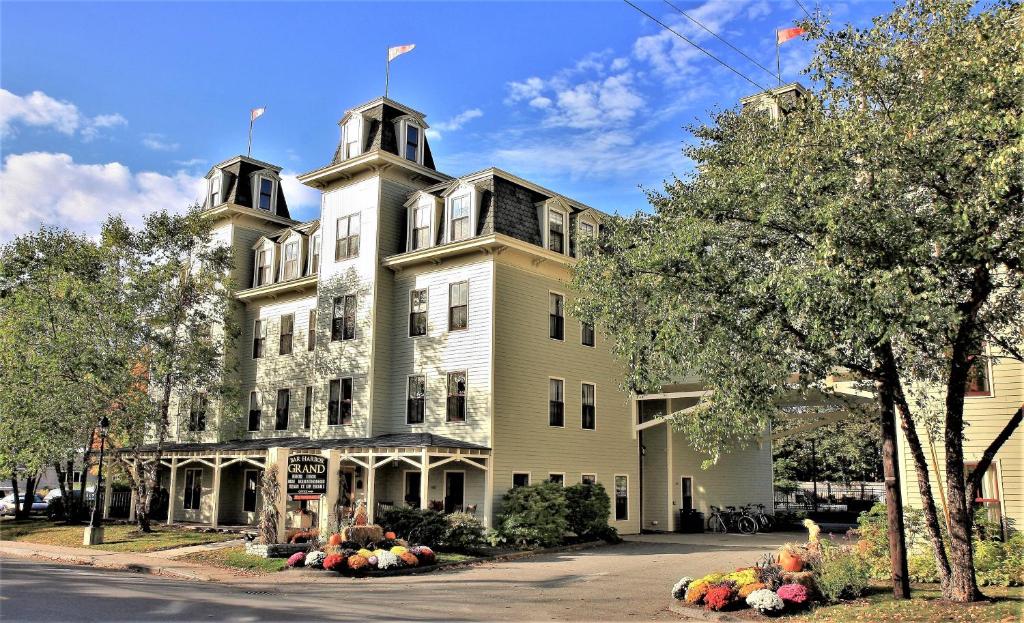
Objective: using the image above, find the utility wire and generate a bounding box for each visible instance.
[662,0,779,81]
[793,0,812,19]
[623,0,768,92]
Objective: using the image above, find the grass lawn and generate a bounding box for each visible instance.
[792,583,1023,623]
[436,551,477,564]
[177,545,285,575]
[0,519,237,553]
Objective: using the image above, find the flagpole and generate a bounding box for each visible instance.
[776,29,782,86]
[248,117,254,157]
[385,48,391,99]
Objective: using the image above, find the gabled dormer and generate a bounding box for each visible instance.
[440,182,482,244]
[203,156,291,219]
[537,197,572,255]
[252,236,276,288]
[403,191,443,252]
[276,230,305,282]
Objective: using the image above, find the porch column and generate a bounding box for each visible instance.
[128,488,137,522]
[321,449,339,535]
[666,426,675,532]
[210,454,222,528]
[166,457,178,526]
[102,479,113,519]
[420,450,430,510]
[366,454,376,524]
[482,457,493,529]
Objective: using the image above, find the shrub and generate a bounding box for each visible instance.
[286,552,306,568]
[323,554,346,572]
[724,568,758,587]
[746,588,785,614]
[975,533,1024,587]
[378,506,448,547]
[399,551,419,566]
[346,554,369,572]
[412,545,436,565]
[777,583,810,607]
[492,482,569,548]
[442,512,486,551]
[812,540,871,602]
[671,577,693,600]
[564,483,612,539]
[738,582,766,599]
[704,584,737,611]
[908,552,940,583]
[304,551,326,568]
[684,582,709,605]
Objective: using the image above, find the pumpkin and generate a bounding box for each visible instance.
[778,549,804,572]
[384,531,397,540]
[328,533,343,547]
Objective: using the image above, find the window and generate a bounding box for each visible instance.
[72,471,82,484]
[965,353,992,397]
[582,383,596,430]
[328,378,353,426]
[344,118,361,159]
[446,372,467,423]
[252,319,266,358]
[275,388,289,431]
[187,393,207,432]
[582,322,595,347]
[412,204,431,250]
[582,474,597,485]
[549,293,564,340]
[279,314,293,356]
[254,248,271,286]
[183,468,202,510]
[331,295,356,341]
[407,375,425,424]
[580,220,595,240]
[307,309,316,351]
[209,175,221,207]
[548,209,565,253]
[405,124,419,162]
[309,235,320,275]
[512,473,530,488]
[614,475,628,520]
[258,177,274,211]
[448,282,468,331]
[281,241,299,280]
[549,473,565,486]
[409,289,428,337]
[549,379,564,427]
[450,195,471,241]
[243,470,259,513]
[247,392,261,431]
[303,386,313,430]
[335,214,360,260]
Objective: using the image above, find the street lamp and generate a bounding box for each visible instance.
[84,415,110,545]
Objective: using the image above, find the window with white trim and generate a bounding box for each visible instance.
[187,393,207,432]
[582,474,597,485]
[449,282,468,330]
[209,174,222,207]
[407,375,425,424]
[549,378,564,427]
[309,234,321,275]
[614,475,628,520]
[549,473,565,486]
[549,293,564,341]
[332,295,356,341]
[275,388,289,431]
[548,209,566,253]
[335,213,360,260]
[257,177,274,211]
[446,371,467,423]
[279,313,293,356]
[328,378,353,425]
[252,319,266,359]
[409,289,428,337]
[450,195,471,241]
[247,391,261,431]
[512,473,530,488]
[254,248,271,286]
[344,117,362,159]
[307,309,316,351]
[411,203,432,250]
[404,124,420,162]
[183,468,202,510]
[582,321,595,347]
[582,383,596,430]
[303,386,313,430]
[281,240,299,280]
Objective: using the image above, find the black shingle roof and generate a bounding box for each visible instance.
[124,433,489,454]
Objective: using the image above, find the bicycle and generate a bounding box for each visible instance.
[730,505,759,535]
[707,505,729,533]
[751,503,776,532]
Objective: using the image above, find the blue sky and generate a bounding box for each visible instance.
[0,1,883,239]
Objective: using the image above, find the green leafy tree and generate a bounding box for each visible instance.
[774,417,882,485]
[573,0,1021,603]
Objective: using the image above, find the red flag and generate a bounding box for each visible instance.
[777,27,806,44]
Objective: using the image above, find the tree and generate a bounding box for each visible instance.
[774,417,882,486]
[572,0,1021,603]
[103,206,238,532]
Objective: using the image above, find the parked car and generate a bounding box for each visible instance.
[0,494,48,515]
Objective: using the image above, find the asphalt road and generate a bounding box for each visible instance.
[0,532,790,622]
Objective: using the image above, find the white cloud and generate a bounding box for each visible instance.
[279,171,321,219]
[610,57,631,71]
[0,89,126,140]
[173,158,207,167]
[141,133,180,151]
[506,77,546,104]
[0,152,204,241]
[425,108,483,140]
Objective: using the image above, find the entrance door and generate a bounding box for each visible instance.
[339,469,356,509]
[243,470,259,513]
[681,477,693,513]
[404,472,421,508]
[444,472,465,514]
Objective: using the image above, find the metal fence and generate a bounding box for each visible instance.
[775,481,883,513]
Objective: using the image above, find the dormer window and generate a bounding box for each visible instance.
[344,117,362,159]
[548,209,566,254]
[209,174,222,207]
[450,195,471,241]
[309,234,320,275]
[254,247,271,287]
[580,220,595,240]
[257,177,274,211]
[412,204,431,250]
[405,124,420,162]
[281,240,299,280]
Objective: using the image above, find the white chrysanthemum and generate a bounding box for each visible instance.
[376,550,401,569]
[746,589,785,612]
[305,551,326,568]
[672,577,694,600]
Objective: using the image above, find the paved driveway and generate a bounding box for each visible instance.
[1,531,796,621]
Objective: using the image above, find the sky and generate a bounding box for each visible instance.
[0,0,884,240]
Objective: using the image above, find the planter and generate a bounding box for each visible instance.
[244,541,309,558]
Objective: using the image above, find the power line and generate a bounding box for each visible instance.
[793,0,812,19]
[623,0,768,92]
[662,0,779,81]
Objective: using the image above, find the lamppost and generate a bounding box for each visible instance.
[84,415,110,545]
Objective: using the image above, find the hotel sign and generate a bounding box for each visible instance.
[286,454,327,500]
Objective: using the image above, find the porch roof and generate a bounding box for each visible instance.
[124,433,490,455]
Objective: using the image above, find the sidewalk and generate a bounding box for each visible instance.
[0,539,243,582]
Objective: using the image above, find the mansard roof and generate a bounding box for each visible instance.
[252,219,320,248]
[205,155,291,219]
[330,97,436,170]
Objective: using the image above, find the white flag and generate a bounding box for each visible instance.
[250,107,266,122]
[388,44,415,62]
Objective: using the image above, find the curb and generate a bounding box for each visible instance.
[668,601,758,622]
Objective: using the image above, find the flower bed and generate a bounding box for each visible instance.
[289,535,439,576]
[670,519,871,616]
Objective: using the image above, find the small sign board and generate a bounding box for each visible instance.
[286,454,327,500]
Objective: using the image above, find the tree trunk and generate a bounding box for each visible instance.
[883,346,951,588]
[10,478,21,519]
[967,404,1023,505]
[874,358,911,599]
[16,475,37,520]
[53,462,69,521]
